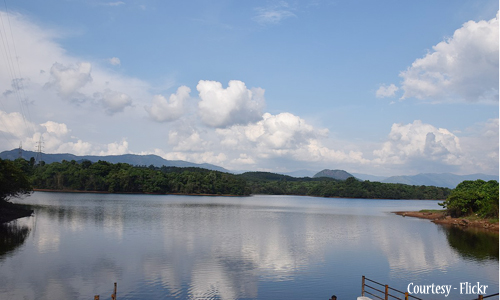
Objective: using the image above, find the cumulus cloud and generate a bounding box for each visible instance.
[373,120,462,166]
[215,112,367,168]
[376,84,399,98]
[56,140,93,156]
[0,110,33,139]
[108,57,121,66]
[99,139,129,156]
[400,13,499,102]
[459,118,499,174]
[48,62,93,100]
[197,80,265,128]
[168,128,209,152]
[216,112,318,153]
[93,89,133,115]
[145,86,190,122]
[253,2,296,25]
[41,121,69,137]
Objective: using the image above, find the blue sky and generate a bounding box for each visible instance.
[0,0,498,176]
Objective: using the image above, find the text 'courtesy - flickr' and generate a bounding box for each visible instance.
[407,282,489,297]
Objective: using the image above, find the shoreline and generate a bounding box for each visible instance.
[394,211,499,232]
[33,188,248,197]
[0,201,34,224]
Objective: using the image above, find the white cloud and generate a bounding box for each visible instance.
[40,121,69,137]
[247,112,319,149]
[459,118,499,174]
[400,13,499,102]
[373,120,462,166]
[48,62,93,100]
[145,86,190,122]
[168,128,209,152]
[93,89,133,115]
[100,1,125,7]
[0,110,33,139]
[108,57,121,66]
[254,2,296,25]
[376,84,399,98]
[99,139,129,156]
[197,80,265,128]
[161,151,227,166]
[216,112,368,168]
[231,153,255,165]
[56,140,93,156]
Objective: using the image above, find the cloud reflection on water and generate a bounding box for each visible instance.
[1,194,497,300]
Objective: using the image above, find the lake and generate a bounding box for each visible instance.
[1,192,498,300]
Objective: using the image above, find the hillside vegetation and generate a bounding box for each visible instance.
[439,179,499,218]
[8,158,451,200]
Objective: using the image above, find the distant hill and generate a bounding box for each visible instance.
[351,172,388,182]
[238,171,334,182]
[280,169,316,178]
[382,173,499,189]
[313,169,354,180]
[0,149,229,173]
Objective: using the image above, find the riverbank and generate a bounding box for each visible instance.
[0,201,34,224]
[394,210,499,232]
[33,188,248,197]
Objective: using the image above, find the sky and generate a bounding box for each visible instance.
[0,0,498,176]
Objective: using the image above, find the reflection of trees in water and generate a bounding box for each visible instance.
[443,226,499,261]
[0,222,31,258]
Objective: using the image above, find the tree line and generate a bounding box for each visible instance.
[3,158,453,200]
[11,158,249,196]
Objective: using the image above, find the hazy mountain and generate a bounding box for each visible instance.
[0,149,229,172]
[280,169,316,178]
[313,169,354,180]
[350,172,388,182]
[382,173,499,189]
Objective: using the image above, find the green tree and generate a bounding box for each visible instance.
[0,159,32,202]
[440,180,499,218]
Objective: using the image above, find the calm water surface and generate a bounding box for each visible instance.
[1,192,498,300]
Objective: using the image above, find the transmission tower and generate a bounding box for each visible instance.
[35,136,44,165]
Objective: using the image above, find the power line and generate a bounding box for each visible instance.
[0,3,36,151]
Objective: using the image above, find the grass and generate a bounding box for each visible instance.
[419,209,446,213]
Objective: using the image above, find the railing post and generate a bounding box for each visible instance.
[385,284,389,300]
[111,282,117,300]
[478,295,483,300]
[404,292,409,300]
[361,276,365,296]
[94,296,99,300]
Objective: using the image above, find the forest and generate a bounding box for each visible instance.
[6,158,452,200]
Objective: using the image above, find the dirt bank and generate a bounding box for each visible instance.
[394,211,499,232]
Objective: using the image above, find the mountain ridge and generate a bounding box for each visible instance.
[1,149,497,188]
[0,149,229,173]
[382,173,499,189]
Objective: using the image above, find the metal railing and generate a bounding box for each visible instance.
[474,293,499,300]
[361,276,498,300]
[361,276,424,300]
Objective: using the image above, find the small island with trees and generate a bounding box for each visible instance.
[395,179,499,231]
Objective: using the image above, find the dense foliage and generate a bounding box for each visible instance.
[18,159,249,196]
[439,179,499,218]
[0,159,32,202]
[241,172,450,200]
[10,159,451,200]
